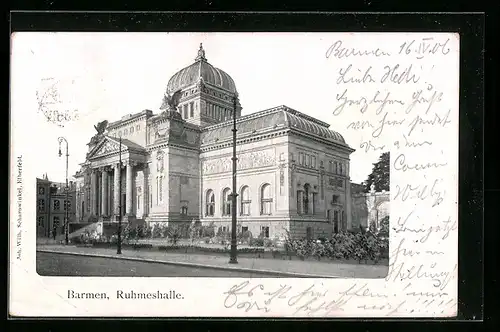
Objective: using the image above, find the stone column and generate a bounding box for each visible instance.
[126,161,134,215]
[101,168,108,216]
[90,169,97,216]
[114,162,121,217]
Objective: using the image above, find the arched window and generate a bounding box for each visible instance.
[205,190,215,216]
[240,186,251,216]
[260,183,273,215]
[303,184,310,214]
[222,188,231,216]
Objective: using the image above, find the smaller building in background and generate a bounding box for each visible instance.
[350,182,390,231]
[36,174,76,238]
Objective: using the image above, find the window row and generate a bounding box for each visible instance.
[37,199,71,211]
[328,160,346,175]
[205,103,233,121]
[205,184,273,217]
[118,124,141,138]
[293,153,348,176]
[298,152,317,169]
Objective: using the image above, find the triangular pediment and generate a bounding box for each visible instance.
[87,137,128,159]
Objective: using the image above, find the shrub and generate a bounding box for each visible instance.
[189,223,201,243]
[311,241,326,260]
[152,224,163,238]
[249,237,264,247]
[166,225,183,245]
[332,231,355,260]
[263,238,274,248]
[201,222,216,238]
[143,224,153,238]
[240,230,253,244]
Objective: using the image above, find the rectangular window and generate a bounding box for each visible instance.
[241,201,251,216]
[37,216,44,227]
[53,200,60,211]
[329,161,333,173]
[184,104,188,118]
[261,226,270,238]
[299,153,304,165]
[242,226,248,233]
[38,199,45,212]
[312,156,317,168]
[53,216,60,227]
[190,102,194,117]
[261,199,272,215]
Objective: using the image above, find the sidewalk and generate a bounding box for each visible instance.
[37,245,388,278]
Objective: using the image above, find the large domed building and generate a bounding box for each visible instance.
[73,44,355,240]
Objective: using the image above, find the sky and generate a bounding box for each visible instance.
[11,32,385,184]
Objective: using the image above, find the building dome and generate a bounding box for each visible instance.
[166,43,237,94]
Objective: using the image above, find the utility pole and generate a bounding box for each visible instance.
[117,135,122,255]
[58,137,69,245]
[229,94,238,264]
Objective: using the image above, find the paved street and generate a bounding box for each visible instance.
[37,252,276,277]
[37,245,388,278]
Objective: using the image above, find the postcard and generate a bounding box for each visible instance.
[9,32,458,317]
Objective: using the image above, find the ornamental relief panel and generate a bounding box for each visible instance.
[202,149,275,174]
[95,141,119,156]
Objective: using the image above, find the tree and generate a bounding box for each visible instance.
[364,152,390,192]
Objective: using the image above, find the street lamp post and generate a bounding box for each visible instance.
[117,135,123,255]
[229,95,238,264]
[58,137,69,245]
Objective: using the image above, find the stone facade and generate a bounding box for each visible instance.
[36,176,77,237]
[74,45,356,240]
